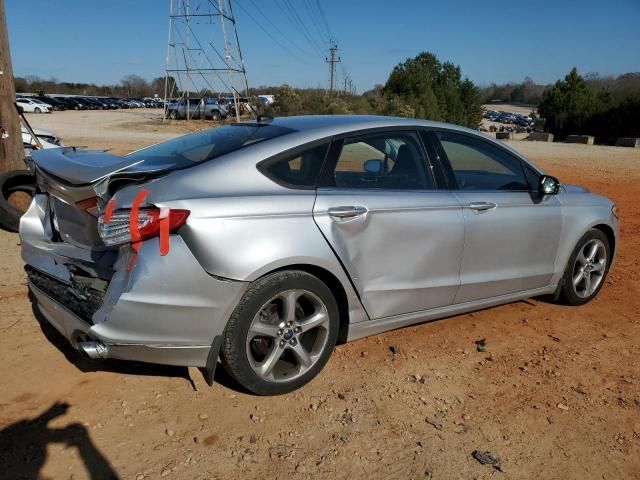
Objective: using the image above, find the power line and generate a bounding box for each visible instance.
[234,0,311,65]
[243,0,316,58]
[302,0,330,46]
[314,0,334,41]
[283,0,324,52]
[275,0,324,58]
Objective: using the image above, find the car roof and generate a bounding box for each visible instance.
[250,115,479,138]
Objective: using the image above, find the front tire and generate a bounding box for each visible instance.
[34,107,41,113]
[558,229,610,306]
[221,270,339,395]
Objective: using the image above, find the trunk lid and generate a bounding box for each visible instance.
[31,148,167,248]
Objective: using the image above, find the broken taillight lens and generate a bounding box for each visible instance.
[98,208,190,247]
[76,197,100,217]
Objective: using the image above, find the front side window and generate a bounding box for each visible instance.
[332,132,432,190]
[260,143,329,188]
[436,132,529,191]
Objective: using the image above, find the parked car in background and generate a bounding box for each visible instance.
[35,96,66,111]
[60,97,89,110]
[219,96,248,116]
[165,97,228,120]
[22,126,62,147]
[21,115,619,395]
[86,97,107,109]
[16,97,51,113]
[22,125,64,159]
[89,98,109,109]
[99,98,119,109]
[30,98,55,110]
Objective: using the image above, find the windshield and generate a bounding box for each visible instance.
[126,124,295,166]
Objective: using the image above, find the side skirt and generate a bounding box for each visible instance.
[346,285,557,342]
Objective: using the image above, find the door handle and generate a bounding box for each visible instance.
[327,206,368,218]
[468,202,497,211]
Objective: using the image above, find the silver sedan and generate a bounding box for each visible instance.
[21,115,619,395]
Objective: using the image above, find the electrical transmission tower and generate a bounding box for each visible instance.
[325,43,340,98]
[164,0,250,121]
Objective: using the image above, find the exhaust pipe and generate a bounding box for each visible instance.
[78,341,109,360]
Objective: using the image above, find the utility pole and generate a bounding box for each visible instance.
[0,0,23,173]
[325,43,340,98]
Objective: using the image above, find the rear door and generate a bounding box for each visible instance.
[313,130,464,320]
[423,130,562,303]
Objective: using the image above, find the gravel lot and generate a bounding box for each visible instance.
[1,110,639,479]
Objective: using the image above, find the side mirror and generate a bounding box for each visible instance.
[364,159,383,174]
[539,175,560,195]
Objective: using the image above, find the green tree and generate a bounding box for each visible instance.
[382,52,482,128]
[538,68,599,139]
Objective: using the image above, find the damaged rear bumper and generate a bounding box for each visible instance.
[21,195,248,368]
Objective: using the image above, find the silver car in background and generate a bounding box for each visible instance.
[20,115,619,395]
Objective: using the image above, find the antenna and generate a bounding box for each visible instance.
[164,0,251,121]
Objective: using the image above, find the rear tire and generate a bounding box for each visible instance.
[558,229,610,306]
[221,270,339,395]
[0,170,35,232]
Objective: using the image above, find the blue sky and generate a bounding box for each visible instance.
[6,0,640,93]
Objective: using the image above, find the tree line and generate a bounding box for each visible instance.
[537,69,640,143]
[14,74,167,98]
[15,54,639,144]
[482,71,640,144]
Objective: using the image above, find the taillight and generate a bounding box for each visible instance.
[98,208,189,247]
[76,197,100,217]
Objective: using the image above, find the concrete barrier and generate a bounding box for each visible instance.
[566,135,594,145]
[616,137,640,148]
[527,132,554,142]
[496,132,513,140]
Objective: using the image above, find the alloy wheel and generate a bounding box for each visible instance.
[572,238,607,298]
[245,289,330,383]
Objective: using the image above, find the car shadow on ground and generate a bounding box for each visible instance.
[0,402,119,479]
[30,297,197,390]
[29,293,252,393]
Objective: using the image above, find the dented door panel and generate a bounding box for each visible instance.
[313,189,464,319]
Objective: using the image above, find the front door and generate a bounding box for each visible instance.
[425,130,562,304]
[313,130,464,319]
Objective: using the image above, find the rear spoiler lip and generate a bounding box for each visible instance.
[31,148,146,186]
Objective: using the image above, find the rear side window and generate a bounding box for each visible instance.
[436,132,529,191]
[259,143,329,189]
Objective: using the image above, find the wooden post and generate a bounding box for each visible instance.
[0,0,24,173]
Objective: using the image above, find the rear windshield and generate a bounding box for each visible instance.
[126,124,295,166]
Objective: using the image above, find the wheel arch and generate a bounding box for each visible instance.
[257,263,353,343]
[592,223,616,261]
